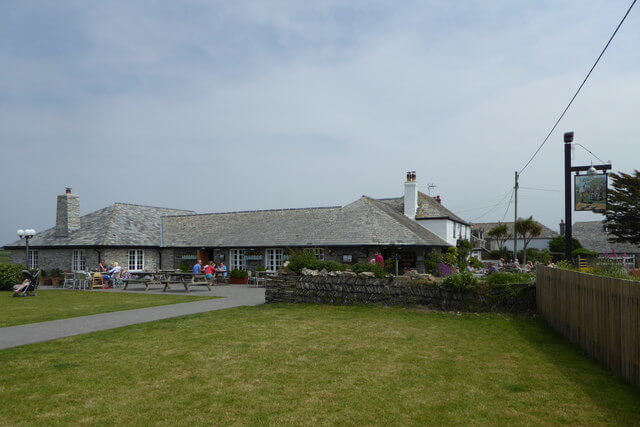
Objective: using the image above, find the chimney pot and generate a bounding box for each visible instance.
[65,187,72,194]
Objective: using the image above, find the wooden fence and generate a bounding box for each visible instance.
[536,266,640,386]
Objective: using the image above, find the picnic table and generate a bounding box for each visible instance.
[123,272,167,291]
[122,271,213,292]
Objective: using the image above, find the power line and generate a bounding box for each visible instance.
[518,0,637,176]
[573,143,607,164]
[501,189,515,222]
[520,186,561,192]
[470,188,514,222]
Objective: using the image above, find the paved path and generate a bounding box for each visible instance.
[0,285,265,350]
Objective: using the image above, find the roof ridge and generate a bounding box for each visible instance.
[113,202,193,211]
[167,205,342,218]
[362,197,449,246]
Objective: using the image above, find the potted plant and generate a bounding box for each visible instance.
[49,269,63,287]
[40,270,52,286]
[229,269,249,285]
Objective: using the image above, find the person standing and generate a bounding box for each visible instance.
[192,259,203,274]
[204,261,216,279]
[218,262,228,277]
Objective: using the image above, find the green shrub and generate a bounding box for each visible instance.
[177,262,190,272]
[456,240,473,270]
[286,250,348,273]
[255,266,266,272]
[484,272,534,285]
[468,256,483,269]
[556,260,575,270]
[351,262,387,278]
[424,250,442,275]
[0,264,26,291]
[516,248,551,265]
[549,236,582,253]
[488,248,511,261]
[592,259,628,279]
[230,269,248,279]
[442,271,477,290]
[572,248,598,258]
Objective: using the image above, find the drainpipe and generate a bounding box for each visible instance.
[94,248,102,265]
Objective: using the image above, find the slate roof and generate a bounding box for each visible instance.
[573,221,640,254]
[162,196,450,248]
[4,203,194,248]
[472,221,558,240]
[377,192,469,224]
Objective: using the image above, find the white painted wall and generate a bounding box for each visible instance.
[417,218,470,246]
[491,238,551,251]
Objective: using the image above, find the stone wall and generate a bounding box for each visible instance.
[266,274,535,313]
[9,247,160,272]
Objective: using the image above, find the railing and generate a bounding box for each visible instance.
[536,266,640,387]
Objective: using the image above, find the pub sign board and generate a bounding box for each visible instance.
[575,173,607,212]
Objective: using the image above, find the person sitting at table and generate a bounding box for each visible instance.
[218,262,228,277]
[98,260,109,272]
[204,261,216,279]
[103,262,122,287]
[192,259,203,274]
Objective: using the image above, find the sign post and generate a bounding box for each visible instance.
[563,131,612,260]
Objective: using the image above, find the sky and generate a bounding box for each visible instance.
[1,0,639,245]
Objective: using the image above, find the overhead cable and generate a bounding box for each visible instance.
[518,0,637,175]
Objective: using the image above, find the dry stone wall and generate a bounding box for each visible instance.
[266,274,536,313]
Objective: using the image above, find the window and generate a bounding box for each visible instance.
[313,248,325,260]
[72,249,86,271]
[265,248,283,271]
[128,250,144,271]
[230,249,246,271]
[28,250,38,268]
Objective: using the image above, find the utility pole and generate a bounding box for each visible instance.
[513,171,518,262]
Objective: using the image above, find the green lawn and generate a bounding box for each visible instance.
[0,290,218,327]
[1,305,639,425]
[0,250,10,265]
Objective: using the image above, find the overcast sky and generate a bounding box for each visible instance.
[1,1,639,245]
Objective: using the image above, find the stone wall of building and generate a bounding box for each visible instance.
[266,274,535,313]
[9,247,161,272]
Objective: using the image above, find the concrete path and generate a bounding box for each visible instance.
[0,285,265,350]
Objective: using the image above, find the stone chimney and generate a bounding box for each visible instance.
[559,219,565,236]
[404,171,418,219]
[56,187,80,237]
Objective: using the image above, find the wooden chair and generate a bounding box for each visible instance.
[91,273,104,289]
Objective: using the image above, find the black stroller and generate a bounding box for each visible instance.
[13,269,41,297]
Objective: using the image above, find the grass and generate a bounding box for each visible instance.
[0,250,10,265]
[0,290,218,327]
[1,304,639,425]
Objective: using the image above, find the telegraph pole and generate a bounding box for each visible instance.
[513,171,518,262]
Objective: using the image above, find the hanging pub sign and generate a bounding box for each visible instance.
[574,173,607,212]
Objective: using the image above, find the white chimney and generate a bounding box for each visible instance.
[404,171,418,219]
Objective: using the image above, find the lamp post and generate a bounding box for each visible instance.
[17,228,36,267]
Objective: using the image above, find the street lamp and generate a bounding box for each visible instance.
[17,228,36,268]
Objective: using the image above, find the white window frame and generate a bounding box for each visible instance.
[265,248,284,271]
[230,249,246,271]
[128,249,144,271]
[28,250,38,268]
[313,248,325,260]
[72,249,86,271]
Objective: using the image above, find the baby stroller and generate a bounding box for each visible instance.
[13,269,41,297]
